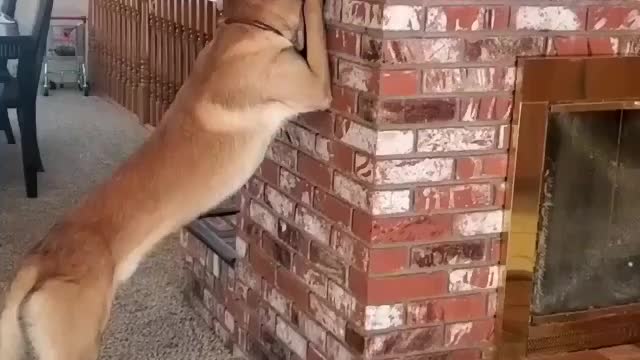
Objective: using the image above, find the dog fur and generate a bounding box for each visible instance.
[0,0,331,358]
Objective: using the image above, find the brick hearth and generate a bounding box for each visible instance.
[181,1,640,359]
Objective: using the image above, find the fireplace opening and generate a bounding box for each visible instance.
[501,56,640,359]
[533,109,640,316]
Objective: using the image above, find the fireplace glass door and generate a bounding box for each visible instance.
[532,109,640,316]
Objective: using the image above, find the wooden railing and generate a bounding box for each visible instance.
[88,0,219,126]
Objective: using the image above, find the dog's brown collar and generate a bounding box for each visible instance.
[224,18,286,39]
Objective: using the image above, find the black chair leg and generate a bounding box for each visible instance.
[0,106,14,144]
[32,114,44,172]
[17,104,39,198]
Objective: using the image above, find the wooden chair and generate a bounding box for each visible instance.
[0,0,16,144]
[1,0,53,197]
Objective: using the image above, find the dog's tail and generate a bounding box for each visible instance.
[0,265,38,360]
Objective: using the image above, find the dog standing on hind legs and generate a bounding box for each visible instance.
[0,0,331,358]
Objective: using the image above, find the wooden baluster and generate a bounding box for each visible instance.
[204,0,214,44]
[96,0,104,94]
[120,0,131,110]
[167,0,176,111]
[147,0,155,125]
[106,0,113,99]
[114,0,121,104]
[118,0,126,105]
[180,0,189,86]
[111,0,119,102]
[127,0,135,114]
[162,1,172,120]
[156,0,165,125]
[138,0,150,125]
[175,0,184,90]
[188,0,197,76]
[196,0,205,54]
[129,0,137,113]
[131,0,142,118]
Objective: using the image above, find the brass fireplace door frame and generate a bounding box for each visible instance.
[498,56,640,359]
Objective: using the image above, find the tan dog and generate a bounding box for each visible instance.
[0,0,331,358]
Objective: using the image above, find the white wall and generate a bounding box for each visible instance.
[53,0,88,17]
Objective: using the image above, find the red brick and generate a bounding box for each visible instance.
[327,280,364,325]
[380,70,419,96]
[460,97,511,122]
[423,67,514,93]
[482,154,509,177]
[284,122,317,153]
[262,232,293,270]
[587,7,640,30]
[405,98,457,123]
[347,265,368,303]
[258,159,279,185]
[294,206,331,244]
[331,85,358,114]
[352,272,448,305]
[310,295,347,339]
[331,228,369,271]
[298,152,333,189]
[314,189,352,226]
[264,186,295,219]
[338,60,377,92]
[260,323,290,358]
[464,37,545,62]
[361,35,382,62]
[456,155,508,180]
[546,36,589,56]
[425,6,510,32]
[316,137,354,173]
[268,140,297,169]
[293,255,328,298]
[621,36,640,56]
[342,0,383,28]
[247,177,265,199]
[351,209,372,241]
[449,349,483,360]
[371,215,453,244]
[369,248,408,274]
[411,241,487,269]
[512,6,586,31]
[589,36,620,55]
[449,266,500,292]
[383,38,462,64]
[494,183,506,208]
[415,184,493,212]
[277,220,311,256]
[354,152,373,182]
[365,326,444,356]
[490,239,502,263]
[241,216,262,240]
[327,27,360,56]
[309,241,347,284]
[307,345,327,360]
[276,268,310,311]
[407,294,488,325]
[250,245,276,285]
[444,319,494,347]
[280,168,314,205]
[297,111,334,138]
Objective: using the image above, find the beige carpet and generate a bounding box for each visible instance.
[0,92,229,359]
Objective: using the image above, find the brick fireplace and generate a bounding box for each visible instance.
[180,1,640,360]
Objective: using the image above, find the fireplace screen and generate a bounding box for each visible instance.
[532,109,640,315]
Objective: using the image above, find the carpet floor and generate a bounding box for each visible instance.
[0,92,229,359]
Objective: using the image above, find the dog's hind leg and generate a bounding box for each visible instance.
[22,279,111,360]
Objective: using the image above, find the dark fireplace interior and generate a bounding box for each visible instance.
[532,109,640,317]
